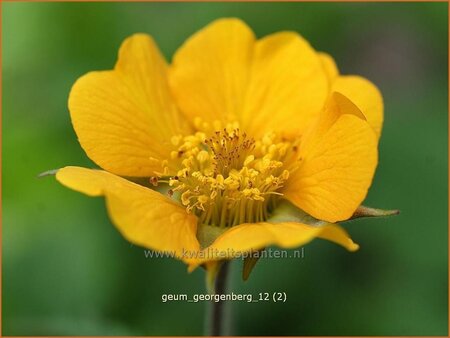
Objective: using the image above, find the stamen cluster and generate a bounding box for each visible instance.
[166,122,298,227]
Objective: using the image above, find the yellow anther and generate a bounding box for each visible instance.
[182,157,194,168]
[265,176,275,185]
[281,170,290,180]
[242,188,252,197]
[203,167,214,176]
[181,191,192,206]
[216,174,224,185]
[240,166,249,177]
[210,190,218,200]
[244,155,254,166]
[224,176,240,190]
[197,150,210,163]
[242,188,265,201]
[198,195,209,204]
[268,144,277,154]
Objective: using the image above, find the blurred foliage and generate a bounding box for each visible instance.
[2,2,448,336]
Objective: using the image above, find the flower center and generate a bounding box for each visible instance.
[166,121,299,227]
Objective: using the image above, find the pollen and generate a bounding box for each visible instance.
[167,121,299,227]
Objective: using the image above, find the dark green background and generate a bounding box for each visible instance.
[2,2,448,336]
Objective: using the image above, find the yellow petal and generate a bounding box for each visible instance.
[318,52,339,85]
[316,52,383,138]
[284,93,378,223]
[332,75,384,138]
[187,222,358,270]
[241,32,329,138]
[170,21,328,137]
[69,34,191,177]
[299,92,366,154]
[56,166,200,259]
[170,18,255,124]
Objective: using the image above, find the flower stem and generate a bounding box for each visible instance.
[206,261,231,336]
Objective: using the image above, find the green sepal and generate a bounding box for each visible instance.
[198,225,229,292]
[267,200,325,226]
[197,223,228,249]
[37,168,59,177]
[350,205,400,220]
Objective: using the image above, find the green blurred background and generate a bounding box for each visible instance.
[2,2,448,336]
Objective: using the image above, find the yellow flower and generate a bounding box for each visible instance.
[56,18,384,275]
